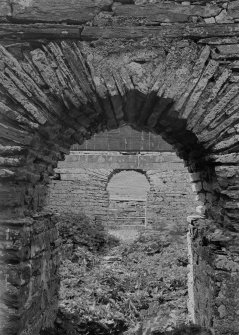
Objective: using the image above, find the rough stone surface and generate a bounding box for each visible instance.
[187,217,239,335]
[47,152,198,236]
[71,125,173,151]
[0,1,239,334]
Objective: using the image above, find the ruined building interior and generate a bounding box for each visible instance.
[46,127,200,334]
[1,0,239,334]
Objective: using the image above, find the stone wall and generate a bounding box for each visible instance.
[48,169,110,219]
[71,125,173,152]
[0,211,61,335]
[0,171,61,335]
[187,216,239,335]
[47,151,198,240]
[146,165,197,236]
[187,216,215,330]
[1,1,239,333]
[107,199,147,228]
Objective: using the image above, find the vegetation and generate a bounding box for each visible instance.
[45,214,193,334]
[57,213,120,255]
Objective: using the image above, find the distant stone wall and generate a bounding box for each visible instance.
[107,199,147,228]
[72,125,173,152]
[48,169,110,219]
[47,152,198,238]
[146,166,198,236]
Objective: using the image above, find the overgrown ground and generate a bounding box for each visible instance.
[47,214,189,335]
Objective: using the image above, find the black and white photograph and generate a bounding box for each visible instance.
[0,1,238,334]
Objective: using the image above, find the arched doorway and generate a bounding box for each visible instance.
[106,170,150,240]
[0,37,238,335]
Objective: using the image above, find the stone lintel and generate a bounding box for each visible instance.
[1,23,239,41]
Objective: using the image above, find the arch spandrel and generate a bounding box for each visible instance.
[0,4,239,333]
[0,40,214,151]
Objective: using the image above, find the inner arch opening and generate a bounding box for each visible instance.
[107,170,150,201]
[106,170,150,237]
[44,124,203,335]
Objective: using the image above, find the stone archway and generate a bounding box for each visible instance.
[0,10,239,333]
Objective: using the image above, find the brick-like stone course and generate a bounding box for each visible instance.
[48,168,110,218]
[187,216,239,334]
[146,166,197,234]
[0,212,60,335]
[107,199,147,228]
[0,1,239,333]
[47,151,199,247]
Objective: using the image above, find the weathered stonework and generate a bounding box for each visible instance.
[0,212,60,335]
[71,125,173,151]
[0,1,239,334]
[187,216,239,335]
[107,199,147,228]
[48,151,198,237]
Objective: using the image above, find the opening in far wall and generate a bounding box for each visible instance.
[107,169,150,226]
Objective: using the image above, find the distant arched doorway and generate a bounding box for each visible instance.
[106,170,150,232]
